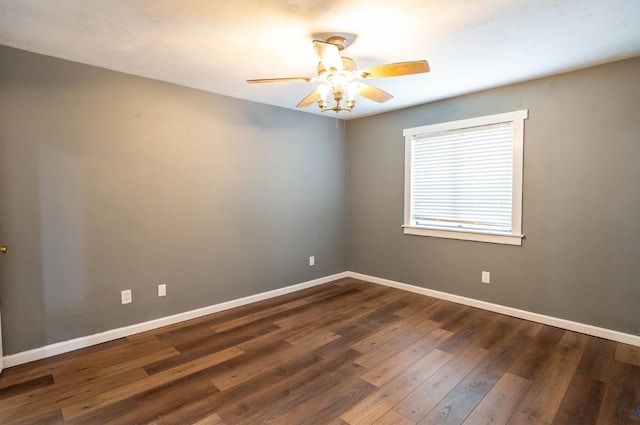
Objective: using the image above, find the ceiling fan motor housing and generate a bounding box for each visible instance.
[325,35,347,50]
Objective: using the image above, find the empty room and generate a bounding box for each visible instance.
[1,1,639,424]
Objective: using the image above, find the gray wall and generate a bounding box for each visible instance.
[1,45,639,357]
[0,46,347,355]
[347,57,640,336]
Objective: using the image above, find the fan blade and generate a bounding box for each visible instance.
[359,60,430,79]
[296,90,322,108]
[357,83,393,103]
[313,40,343,72]
[247,77,312,84]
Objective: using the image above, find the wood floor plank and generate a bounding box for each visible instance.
[0,336,163,390]
[58,347,179,387]
[154,322,221,348]
[56,335,170,375]
[340,349,454,425]
[0,374,54,400]
[211,335,334,391]
[236,317,339,353]
[135,345,327,425]
[271,285,406,342]
[507,412,550,425]
[216,347,362,424]
[2,408,66,425]
[551,372,606,425]
[472,315,522,350]
[0,366,150,422]
[211,298,310,332]
[360,328,453,387]
[64,398,141,425]
[154,386,226,425]
[393,295,440,318]
[393,344,489,422]
[417,331,533,425]
[61,346,244,420]
[236,360,373,425]
[514,345,583,423]
[350,307,440,353]
[145,320,278,375]
[353,318,442,369]
[436,309,497,355]
[508,325,565,380]
[428,302,468,324]
[119,378,227,425]
[615,343,640,368]
[460,372,530,425]
[559,331,591,351]
[596,360,640,425]
[236,294,358,352]
[373,410,417,425]
[1,280,639,425]
[439,306,483,333]
[326,419,350,425]
[192,413,227,425]
[213,327,356,395]
[325,299,407,344]
[316,325,388,360]
[518,321,543,337]
[271,286,368,329]
[0,369,56,392]
[273,297,352,330]
[577,337,617,383]
[284,327,342,349]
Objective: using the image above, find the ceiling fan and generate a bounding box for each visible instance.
[247,34,430,113]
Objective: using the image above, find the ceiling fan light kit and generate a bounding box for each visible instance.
[247,34,430,113]
[315,55,358,112]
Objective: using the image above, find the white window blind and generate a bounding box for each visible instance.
[410,123,514,232]
[403,110,527,245]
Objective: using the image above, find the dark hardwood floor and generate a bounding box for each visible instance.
[1,278,639,424]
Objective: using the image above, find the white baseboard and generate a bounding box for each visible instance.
[347,271,640,347]
[2,272,349,368]
[4,269,639,368]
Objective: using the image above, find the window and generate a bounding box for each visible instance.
[403,110,528,245]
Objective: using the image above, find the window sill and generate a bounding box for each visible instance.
[402,225,523,246]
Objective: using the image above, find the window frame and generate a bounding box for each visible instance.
[403,110,528,246]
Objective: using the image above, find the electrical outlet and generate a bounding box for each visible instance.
[121,289,132,304]
[481,271,491,284]
[158,284,167,297]
[309,256,315,266]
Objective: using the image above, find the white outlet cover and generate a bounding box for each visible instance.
[481,271,491,284]
[121,289,132,304]
[158,284,167,297]
[309,256,315,266]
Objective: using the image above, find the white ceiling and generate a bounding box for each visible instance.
[1,0,639,119]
